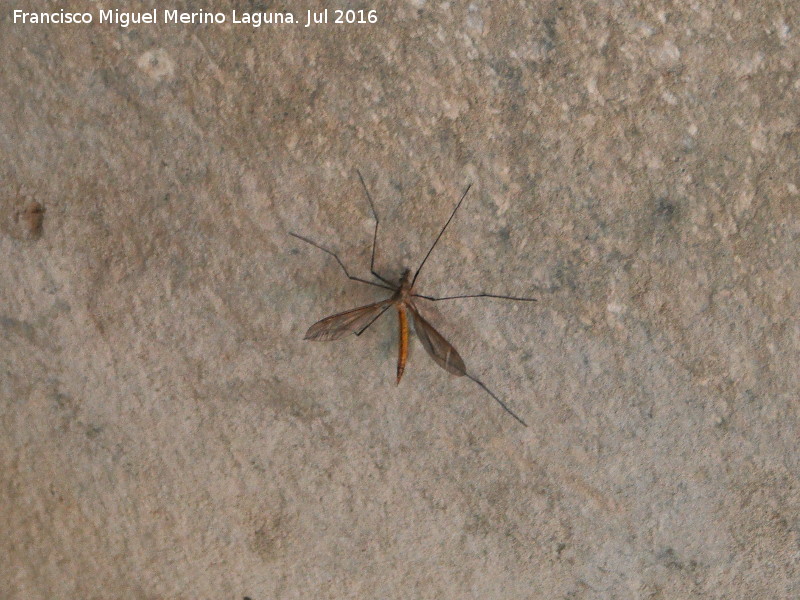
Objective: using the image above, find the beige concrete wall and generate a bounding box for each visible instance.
[2,2,798,598]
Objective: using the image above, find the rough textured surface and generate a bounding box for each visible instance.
[2,1,799,598]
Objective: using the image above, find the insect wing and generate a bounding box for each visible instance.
[305,300,392,341]
[409,307,466,376]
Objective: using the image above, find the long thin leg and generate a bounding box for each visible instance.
[413,293,537,302]
[289,232,394,290]
[355,303,393,336]
[356,170,394,287]
[411,184,472,288]
[465,373,528,427]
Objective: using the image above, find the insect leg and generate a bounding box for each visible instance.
[289,232,394,290]
[464,373,528,427]
[354,303,393,336]
[412,293,537,302]
[356,170,395,287]
[411,183,472,288]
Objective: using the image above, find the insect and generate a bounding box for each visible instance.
[290,171,537,426]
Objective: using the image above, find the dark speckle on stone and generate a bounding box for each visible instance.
[657,547,681,569]
[490,61,523,83]
[1,316,37,343]
[655,198,677,221]
[15,200,45,239]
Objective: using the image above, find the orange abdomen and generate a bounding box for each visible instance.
[396,305,408,384]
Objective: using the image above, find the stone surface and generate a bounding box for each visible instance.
[2,1,799,598]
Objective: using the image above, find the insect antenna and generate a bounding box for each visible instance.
[411,183,472,288]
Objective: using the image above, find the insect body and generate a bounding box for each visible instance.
[291,172,536,426]
[303,267,466,385]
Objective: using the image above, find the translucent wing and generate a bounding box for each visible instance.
[305,300,393,341]
[409,307,466,376]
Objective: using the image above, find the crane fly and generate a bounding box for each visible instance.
[290,171,537,426]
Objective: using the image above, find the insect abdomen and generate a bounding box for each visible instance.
[396,305,408,384]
